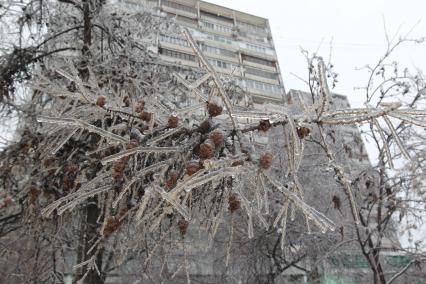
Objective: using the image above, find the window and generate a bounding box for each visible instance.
[201,44,235,58]
[245,67,278,80]
[386,256,411,268]
[244,79,282,94]
[329,255,369,269]
[162,0,197,14]
[176,15,197,26]
[215,24,233,33]
[237,20,266,33]
[206,34,233,45]
[202,21,214,30]
[159,34,189,47]
[246,43,267,54]
[239,31,268,44]
[200,10,234,24]
[165,13,197,26]
[201,21,233,33]
[208,59,239,70]
[242,55,276,68]
[159,48,195,62]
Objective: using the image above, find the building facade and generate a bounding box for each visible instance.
[116,0,286,106]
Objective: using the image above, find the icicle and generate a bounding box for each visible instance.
[273,199,289,228]
[317,125,360,226]
[305,214,312,234]
[290,203,296,221]
[86,145,114,156]
[174,103,205,115]
[143,227,172,267]
[264,172,335,232]
[394,109,426,116]
[135,189,151,222]
[225,216,234,268]
[173,72,209,102]
[171,265,183,280]
[259,174,270,215]
[56,185,111,215]
[113,161,168,208]
[131,127,145,141]
[51,128,79,155]
[325,108,374,116]
[101,146,178,165]
[37,116,128,143]
[389,113,426,128]
[183,242,191,284]
[208,207,223,247]
[55,69,92,103]
[320,108,394,125]
[152,185,191,220]
[317,58,331,118]
[41,173,109,217]
[203,155,247,170]
[234,182,251,212]
[231,110,283,120]
[247,209,254,239]
[168,167,238,196]
[383,115,411,160]
[147,126,184,145]
[280,206,289,250]
[37,115,76,126]
[256,210,269,230]
[372,118,394,169]
[255,173,262,212]
[283,125,295,175]
[287,117,301,158]
[149,211,167,232]
[100,191,113,236]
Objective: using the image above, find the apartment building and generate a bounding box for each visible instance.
[122,0,286,106]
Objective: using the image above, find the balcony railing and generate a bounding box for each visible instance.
[162,0,197,14]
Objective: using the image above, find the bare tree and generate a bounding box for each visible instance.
[249,37,426,283]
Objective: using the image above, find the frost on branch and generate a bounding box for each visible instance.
[0,6,425,281]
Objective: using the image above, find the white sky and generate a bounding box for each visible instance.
[208,0,426,108]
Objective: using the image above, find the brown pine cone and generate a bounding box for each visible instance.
[135,99,145,113]
[103,216,120,237]
[96,96,106,107]
[228,193,241,213]
[123,96,131,107]
[296,127,311,139]
[126,140,139,149]
[139,111,152,122]
[199,139,215,159]
[209,130,224,146]
[165,171,178,190]
[168,116,179,128]
[259,119,271,132]
[178,219,189,236]
[259,152,273,170]
[207,102,223,117]
[186,161,201,176]
[198,120,212,134]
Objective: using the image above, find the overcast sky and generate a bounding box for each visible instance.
[209,0,426,108]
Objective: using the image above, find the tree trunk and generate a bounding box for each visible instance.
[77,2,104,282]
[84,200,104,284]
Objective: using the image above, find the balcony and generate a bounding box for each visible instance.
[200,20,234,37]
[161,0,197,19]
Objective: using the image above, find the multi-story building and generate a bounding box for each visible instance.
[122,0,286,106]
